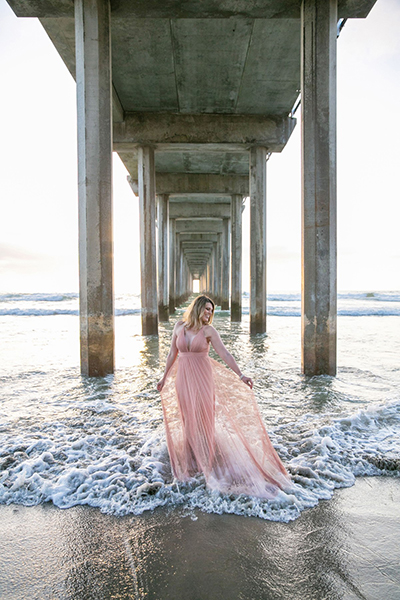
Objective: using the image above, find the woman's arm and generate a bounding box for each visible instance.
[205,325,253,389]
[156,321,182,392]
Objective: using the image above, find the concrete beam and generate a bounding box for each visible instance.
[114,113,295,151]
[75,0,114,377]
[128,179,233,203]
[301,0,337,376]
[181,243,213,249]
[183,254,213,260]
[151,173,248,196]
[182,244,213,251]
[175,220,223,234]
[8,0,377,19]
[169,195,231,203]
[179,234,218,242]
[169,203,230,219]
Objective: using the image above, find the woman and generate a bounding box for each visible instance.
[157,295,290,499]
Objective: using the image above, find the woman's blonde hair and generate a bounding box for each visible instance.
[182,295,215,330]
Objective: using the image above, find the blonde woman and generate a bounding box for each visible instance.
[157,295,290,498]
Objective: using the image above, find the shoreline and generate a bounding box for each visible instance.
[1,477,399,600]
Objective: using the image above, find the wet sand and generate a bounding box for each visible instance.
[0,477,399,600]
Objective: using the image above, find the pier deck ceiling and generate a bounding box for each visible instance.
[8,0,376,180]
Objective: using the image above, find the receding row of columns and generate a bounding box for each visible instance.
[149,142,266,333]
[75,0,337,377]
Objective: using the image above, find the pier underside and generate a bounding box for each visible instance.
[7,0,377,375]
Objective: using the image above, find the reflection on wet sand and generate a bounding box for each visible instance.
[0,478,399,600]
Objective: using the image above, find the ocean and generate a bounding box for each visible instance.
[0,291,399,522]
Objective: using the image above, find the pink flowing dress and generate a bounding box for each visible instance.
[161,326,291,499]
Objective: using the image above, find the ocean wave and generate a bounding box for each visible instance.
[0,308,79,316]
[0,308,141,316]
[0,293,78,303]
[0,400,399,522]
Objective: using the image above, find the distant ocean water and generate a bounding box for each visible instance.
[1,290,400,317]
[0,291,399,521]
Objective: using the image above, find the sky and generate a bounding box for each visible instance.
[0,0,399,294]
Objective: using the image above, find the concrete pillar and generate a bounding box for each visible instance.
[176,236,182,304]
[189,269,193,296]
[187,263,192,299]
[221,218,230,310]
[231,195,243,321]
[138,146,158,335]
[169,218,176,312]
[157,194,169,321]
[250,147,267,334]
[210,247,215,297]
[301,0,337,375]
[182,253,187,302]
[206,262,211,293]
[75,0,114,376]
[217,232,222,306]
[213,242,218,303]
[183,257,187,301]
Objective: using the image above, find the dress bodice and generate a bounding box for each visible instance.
[176,326,209,354]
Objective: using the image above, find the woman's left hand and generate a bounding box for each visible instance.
[240,375,253,389]
[156,377,165,392]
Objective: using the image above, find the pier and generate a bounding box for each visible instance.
[6,0,377,376]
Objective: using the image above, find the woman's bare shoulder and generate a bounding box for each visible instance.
[203,324,217,336]
[174,320,185,333]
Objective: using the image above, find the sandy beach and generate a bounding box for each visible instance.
[1,477,399,600]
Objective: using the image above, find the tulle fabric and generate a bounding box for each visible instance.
[161,327,291,499]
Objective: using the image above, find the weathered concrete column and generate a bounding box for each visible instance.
[301,0,337,375]
[187,263,192,299]
[250,147,267,334]
[217,232,222,306]
[211,245,217,298]
[221,218,230,310]
[183,257,188,301]
[157,194,169,321]
[213,242,218,302]
[138,146,158,335]
[175,235,182,304]
[75,0,114,376]
[169,218,176,312]
[231,194,243,321]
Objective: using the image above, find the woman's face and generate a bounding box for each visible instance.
[201,302,214,325]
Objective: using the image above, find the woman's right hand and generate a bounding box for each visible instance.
[240,374,254,389]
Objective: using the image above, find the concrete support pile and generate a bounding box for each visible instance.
[250,147,267,334]
[157,194,169,321]
[230,195,243,321]
[169,218,176,313]
[75,0,114,376]
[221,218,230,310]
[301,0,337,375]
[138,146,158,335]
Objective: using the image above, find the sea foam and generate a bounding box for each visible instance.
[0,399,399,522]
